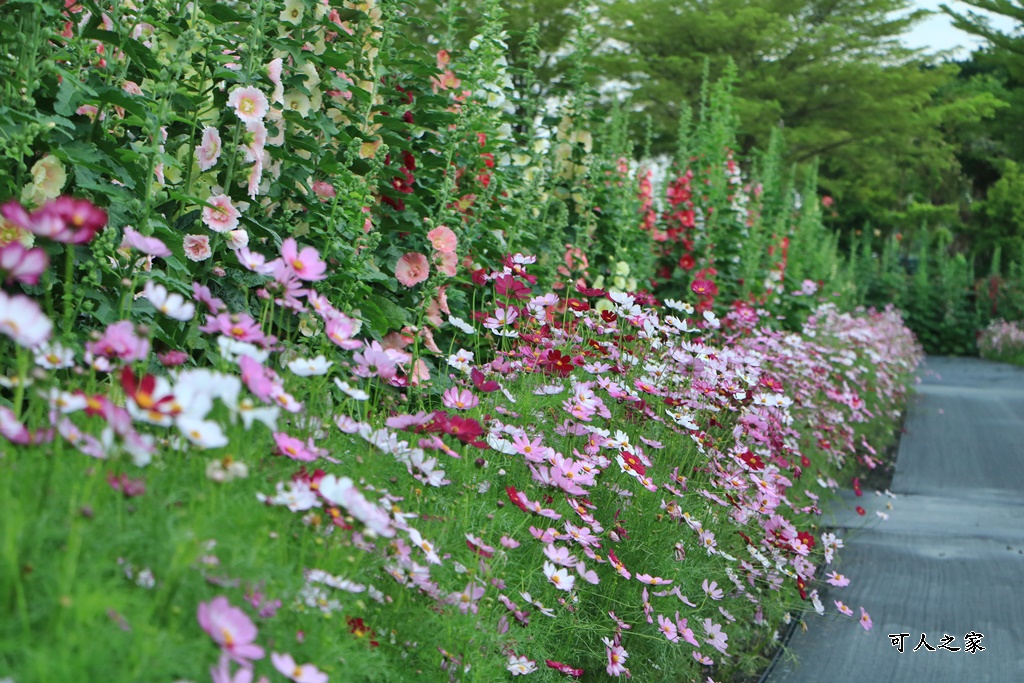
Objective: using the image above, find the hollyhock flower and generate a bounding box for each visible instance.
[859,606,873,631]
[395,252,429,287]
[0,242,47,285]
[183,234,212,261]
[281,238,327,281]
[426,225,458,253]
[227,229,249,250]
[142,281,196,321]
[196,126,222,171]
[203,194,241,233]
[197,596,265,665]
[21,154,66,206]
[442,387,478,411]
[0,291,52,349]
[227,85,269,124]
[507,655,537,676]
[121,226,171,257]
[271,652,328,683]
[436,250,458,277]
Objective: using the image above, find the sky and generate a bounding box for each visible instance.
[902,0,1020,56]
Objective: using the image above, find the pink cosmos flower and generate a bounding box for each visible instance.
[545,660,584,677]
[121,226,171,257]
[0,290,51,350]
[271,652,328,683]
[636,574,672,586]
[448,582,486,614]
[158,350,189,367]
[426,226,457,253]
[702,579,724,600]
[86,320,149,363]
[203,194,241,233]
[703,619,729,654]
[658,613,679,642]
[183,234,212,261]
[825,571,850,587]
[834,600,853,617]
[859,606,873,631]
[0,242,47,285]
[273,432,318,462]
[3,197,106,244]
[210,653,256,683]
[395,252,429,287]
[227,85,270,124]
[196,126,222,171]
[325,314,363,350]
[197,596,265,666]
[442,387,478,411]
[281,238,327,281]
[603,637,629,677]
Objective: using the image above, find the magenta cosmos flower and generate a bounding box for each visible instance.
[0,242,48,285]
[197,596,265,665]
[395,252,429,287]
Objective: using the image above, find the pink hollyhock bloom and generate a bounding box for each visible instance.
[196,126,222,171]
[395,252,429,287]
[312,181,336,202]
[435,250,457,277]
[121,226,171,257]
[247,154,264,200]
[281,238,326,281]
[267,58,284,104]
[203,194,241,233]
[183,234,212,261]
[86,320,149,362]
[442,387,478,411]
[0,242,47,285]
[859,606,873,631]
[274,432,318,462]
[227,85,269,124]
[197,596,265,665]
[271,652,328,683]
[426,226,458,253]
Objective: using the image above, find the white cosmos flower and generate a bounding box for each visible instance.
[35,341,76,369]
[287,355,333,376]
[448,315,476,334]
[218,335,270,363]
[142,281,196,321]
[177,416,229,449]
[334,378,369,400]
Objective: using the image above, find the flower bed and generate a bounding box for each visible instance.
[0,216,920,680]
[978,318,1024,365]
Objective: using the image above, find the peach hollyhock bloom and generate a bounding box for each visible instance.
[227,85,269,124]
[435,250,457,277]
[183,234,212,262]
[195,127,222,171]
[202,194,241,233]
[426,225,457,253]
[21,155,66,207]
[395,252,429,287]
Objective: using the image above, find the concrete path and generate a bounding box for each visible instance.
[765,357,1024,683]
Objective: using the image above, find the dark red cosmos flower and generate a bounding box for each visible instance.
[540,349,575,377]
[465,538,494,558]
[601,310,618,324]
[796,531,816,550]
[691,279,717,296]
[566,298,590,312]
[759,374,784,393]
[856,506,866,516]
[446,415,487,447]
[107,473,145,497]
[471,368,500,393]
[494,274,531,300]
[506,486,528,512]
[852,477,863,497]
[739,451,765,471]
[546,660,584,677]
[575,282,606,297]
[796,577,808,600]
[347,617,379,647]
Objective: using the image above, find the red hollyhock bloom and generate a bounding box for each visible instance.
[678,253,696,271]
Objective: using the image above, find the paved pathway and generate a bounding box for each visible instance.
[765,357,1024,683]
